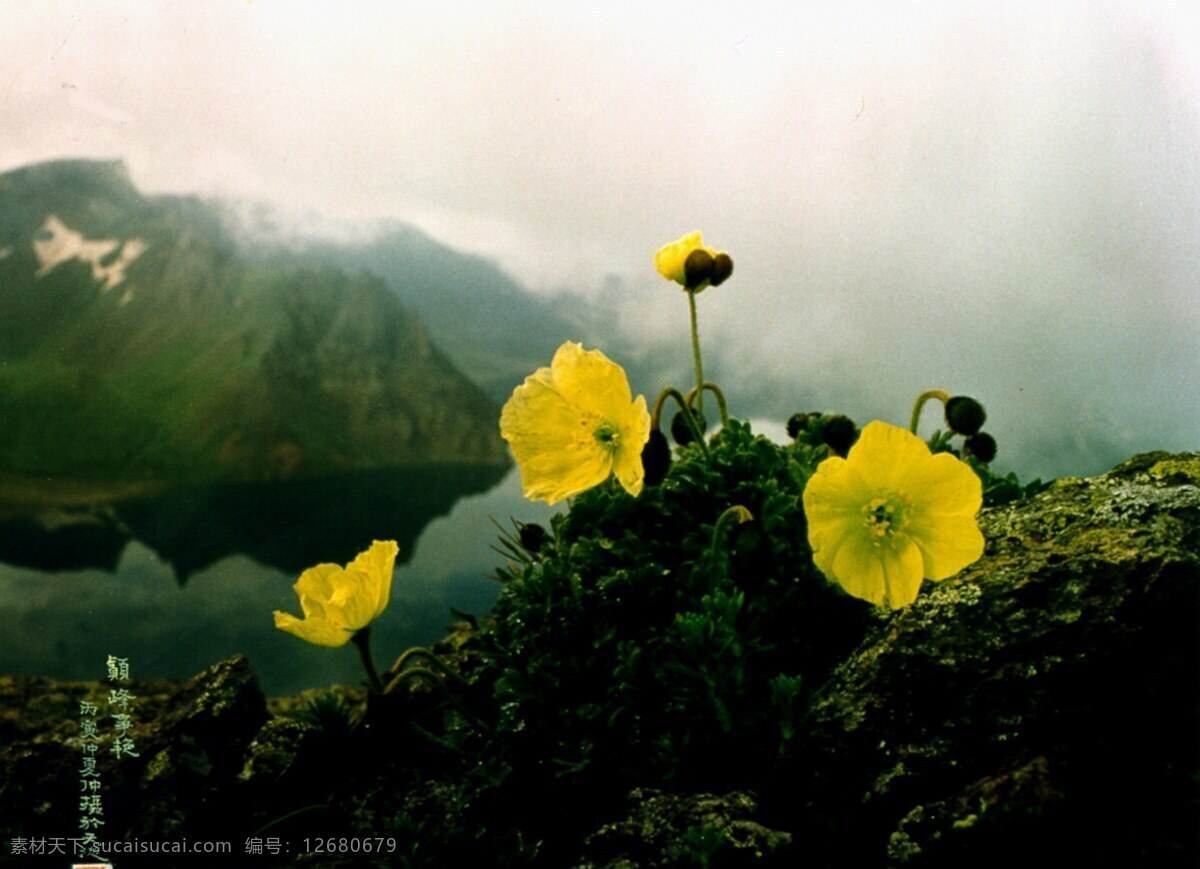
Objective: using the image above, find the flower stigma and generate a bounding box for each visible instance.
[864,496,906,542]
[594,421,620,448]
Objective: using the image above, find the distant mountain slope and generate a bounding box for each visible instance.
[262,224,593,402]
[0,159,508,486]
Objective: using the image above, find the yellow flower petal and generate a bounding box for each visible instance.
[273,610,353,647]
[827,533,925,609]
[294,563,342,619]
[654,231,706,285]
[902,452,984,518]
[907,511,986,581]
[802,420,985,609]
[274,541,400,647]
[500,341,651,505]
[826,529,886,606]
[348,539,399,621]
[845,420,933,492]
[520,444,612,503]
[330,569,383,633]
[802,455,870,525]
[551,341,634,421]
[611,395,650,497]
[881,537,926,608]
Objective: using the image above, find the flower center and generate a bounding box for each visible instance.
[863,496,907,544]
[593,421,621,450]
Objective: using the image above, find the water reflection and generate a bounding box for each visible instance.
[0,464,509,581]
[0,468,556,695]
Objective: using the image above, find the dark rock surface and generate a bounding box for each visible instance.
[788,452,1199,866]
[578,788,794,868]
[0,656,266,862]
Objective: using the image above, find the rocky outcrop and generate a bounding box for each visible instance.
[0,657,265,863]
[789,452,1199,866]
[578,789,794,868]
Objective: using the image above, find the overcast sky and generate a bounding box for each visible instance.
[2,1,1197,478]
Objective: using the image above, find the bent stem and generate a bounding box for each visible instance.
[386,667,493,734]
[688,290,705,414]
[385,647,469,688]
[684,382,730,427]
[651,387,709,457]
[710,505,754,559]
[351,628,384,693]
[909,388,952,435]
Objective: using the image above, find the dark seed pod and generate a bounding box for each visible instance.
[683,249,715,290]
[642,429,672,486]
[516,522,548,555]
[821,415,858,456]
[671,409,707,446]
[945,396,987,436]
[786,412,815,440]
[710,253,734,287]
[964,432,997,463]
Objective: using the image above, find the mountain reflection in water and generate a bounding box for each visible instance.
[0,467,555,695]
[0,464,508,580]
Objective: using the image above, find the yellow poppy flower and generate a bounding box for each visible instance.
[654,231,733,292]
[500,341,651,505]
[802,421,984,609]
[273,540,399,647]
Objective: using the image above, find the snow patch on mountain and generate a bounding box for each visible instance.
[33,215,147,295]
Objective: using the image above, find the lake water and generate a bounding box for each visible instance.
[0,468,556,695]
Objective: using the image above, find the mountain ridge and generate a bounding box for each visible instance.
[247,220,593,403]
[0,158,508,489]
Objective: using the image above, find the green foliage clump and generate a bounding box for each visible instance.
[673,823,728,867]
[372,415,1048,862]
[476,421,872,813]
[295,691,357,739]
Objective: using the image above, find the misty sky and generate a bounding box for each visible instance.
[2,1,1197,478]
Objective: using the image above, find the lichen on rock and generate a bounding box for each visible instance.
[794,451,1199,867]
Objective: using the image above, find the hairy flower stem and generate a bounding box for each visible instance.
[710,505,754,558]
[651,387,709,457]
[385,667,493,734]
[909,388,952,435]
[385,647,470,688]
[684,382,730,427]
[688,290,705,414]
[351,628,384,693]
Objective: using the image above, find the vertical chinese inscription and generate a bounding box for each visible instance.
[74,654,138,862]
[77,693,103,860]
[106,655,139,762]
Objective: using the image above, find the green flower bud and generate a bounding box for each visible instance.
[683,249,715,290]
[822,415,859,457]
[787,412,816,440]
[642,429,672,486]
[945,396,987,436]
[671,408,707,446]
[710,253,734,287]
[516,522,548,555]
[964,432,997,463]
